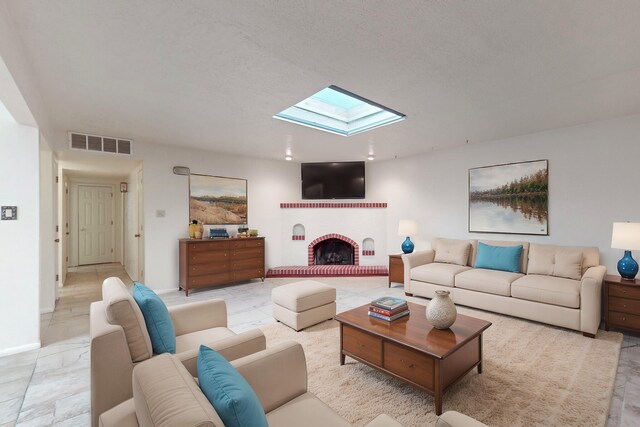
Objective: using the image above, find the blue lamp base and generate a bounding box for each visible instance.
[617,250,639,280]
[401,237,414,254]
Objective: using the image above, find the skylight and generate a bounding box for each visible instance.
[274,85,406,136]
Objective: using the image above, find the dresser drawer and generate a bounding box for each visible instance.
[383,341,434,389]
[231,239,264,249]
[342,325,381,366]
[231,247,264,260]
[189,273,231,287]
[189,262,229,276]
[609,284,640,300]
[230,258,264,271]
[609,296,640,314]
[188,241,230,252]
[609,311,640,331]
[189,251,229,265]
[230,268,264,281]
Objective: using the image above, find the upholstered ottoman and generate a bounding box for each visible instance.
[272,280,336,331]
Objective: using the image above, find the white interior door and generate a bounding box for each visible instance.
[78,185,114,265]
[136,169,145,281]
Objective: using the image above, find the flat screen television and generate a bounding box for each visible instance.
[301,161,365,199]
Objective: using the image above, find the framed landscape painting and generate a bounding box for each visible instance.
[189,174,247,225]
[468,160,548,235]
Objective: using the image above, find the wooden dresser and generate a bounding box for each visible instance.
[604,274,640,333]
[179,237,265,296]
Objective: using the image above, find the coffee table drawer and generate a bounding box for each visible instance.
[383,341,434,390]
[342,325,381,366]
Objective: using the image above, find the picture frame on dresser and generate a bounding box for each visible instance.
[189,174,248,225]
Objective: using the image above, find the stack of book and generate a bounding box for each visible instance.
[368,296,410,321]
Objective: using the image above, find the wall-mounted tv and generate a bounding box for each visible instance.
[301,161,365,199]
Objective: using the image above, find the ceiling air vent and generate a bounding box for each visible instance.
[68,132,133,156]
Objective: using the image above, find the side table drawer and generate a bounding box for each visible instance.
[609,296,640,314]
[609,311,640,331]
[383,341,434,390]
[342,325,382,366]
[609,285,640,300]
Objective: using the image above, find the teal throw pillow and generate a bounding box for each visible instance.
[198,345,268,427]
[132,282,176,354]
[474,242,523,273]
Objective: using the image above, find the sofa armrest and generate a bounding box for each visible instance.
[231,341,307,413]
[90,301,136,427]
[177,328,266,376]
[402,250,435,292]
[168,299,227,335]
[580,265,606,336]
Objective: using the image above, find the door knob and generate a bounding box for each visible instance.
[54,239,60,243]
[134,234,141,238]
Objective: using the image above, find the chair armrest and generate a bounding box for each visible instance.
[580,265,606,335]
[402,250,435,292]
[231,341,307,413]
[176,328,266,376]
[168,299,227,335]
[90,301,135,427]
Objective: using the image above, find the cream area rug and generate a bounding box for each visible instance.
[260,306,622,427]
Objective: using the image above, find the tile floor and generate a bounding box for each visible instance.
[0,263,638,426]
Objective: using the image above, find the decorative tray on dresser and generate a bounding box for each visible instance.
[179,237,265,296]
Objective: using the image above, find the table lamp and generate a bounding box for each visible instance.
[398,220,418,254]
[611,222,640,280]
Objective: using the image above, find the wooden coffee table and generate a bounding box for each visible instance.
[335,301,491,415]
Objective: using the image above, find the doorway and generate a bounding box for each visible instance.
[78,185,115,265]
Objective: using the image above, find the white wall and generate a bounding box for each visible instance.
[39,136,56,313]
[134,141,299,292]
[0,103,41,356]
[369,113,640,272]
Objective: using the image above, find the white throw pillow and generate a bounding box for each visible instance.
[434,239,471,266]
[527,244,556,276]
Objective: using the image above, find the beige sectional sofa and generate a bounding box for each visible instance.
[402,238,606,337]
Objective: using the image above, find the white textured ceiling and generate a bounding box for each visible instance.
[5,1,640,162]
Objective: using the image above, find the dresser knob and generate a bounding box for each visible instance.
[623,317,627,321]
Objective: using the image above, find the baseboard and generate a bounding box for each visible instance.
[40,306,55,314]
[0,342,41,357]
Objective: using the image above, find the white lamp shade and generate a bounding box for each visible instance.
[611,222,640,250]
[398,220,418,237]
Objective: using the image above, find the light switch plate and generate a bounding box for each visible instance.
[1,206,17,220]
[156,210,166,218]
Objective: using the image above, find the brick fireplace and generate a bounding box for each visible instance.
[308,234,359,266]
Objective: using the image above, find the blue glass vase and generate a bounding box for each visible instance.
[401,236,414,254]
[617,250,639,280]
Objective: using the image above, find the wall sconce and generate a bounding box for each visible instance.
[120,182,128,193]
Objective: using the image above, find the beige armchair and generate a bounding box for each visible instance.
[99,341,405,427]
[90,277,266,427]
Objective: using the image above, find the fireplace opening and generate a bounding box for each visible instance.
[313,238,355,265]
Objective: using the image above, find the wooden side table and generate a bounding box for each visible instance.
[388,254,404,288]
[604,274,640,333]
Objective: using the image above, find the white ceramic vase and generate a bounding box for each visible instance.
[426,290,457,329]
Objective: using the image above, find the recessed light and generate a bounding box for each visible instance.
[285,155,293,161]
[274,85,406,137]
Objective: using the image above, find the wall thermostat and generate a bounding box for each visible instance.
[1,206,17,220]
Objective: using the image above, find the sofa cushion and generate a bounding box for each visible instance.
[455,268,524,296]
[527,244,584,280]
[411,263,471,287]
[434,238,472,266]
[132,282,176,354]
[175,327,236,353]
[132,353,223,427]
[553,249,583,280]
[102,277,153,363]
[511,275,581,308]
[198,345,268,427]
[474,242,523,273]
[266,392,352,427]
